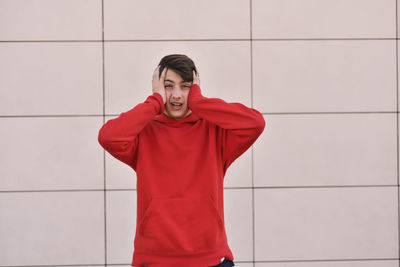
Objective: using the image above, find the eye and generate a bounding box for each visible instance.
[164,84,172,88]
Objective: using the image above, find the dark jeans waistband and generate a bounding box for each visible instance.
[210,258,235,267]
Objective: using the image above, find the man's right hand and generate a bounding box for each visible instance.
[152,66,167,104]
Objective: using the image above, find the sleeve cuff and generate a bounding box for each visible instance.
[146,92,165,114]
[189,84,203,100]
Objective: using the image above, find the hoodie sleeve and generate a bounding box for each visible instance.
[98,92,165,170]
[188,84,265,172]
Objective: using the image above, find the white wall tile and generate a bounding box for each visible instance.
[254,114,397,187]
[106,191,136,264]
[252,0,395,38]
[0,117,104,191]
[254,187,398,261]
[104,0,250,40]
[398,42,400,112]
[0,42,103,115]
[224,189,254,262]
[253,40,396,113]
[256,260,399,267]
[0,0,101,40]
[224,149,253,188]
[0,191,105,265]
[398,0,400,38]
[106,151,137,190]
[104,41,251,114]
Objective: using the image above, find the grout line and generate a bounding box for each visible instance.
[251,184,398,189]
[1,111,398,119]
[101,0,107,266]
[249,0,256,266]
[0,37,399,43]
[0,184,397,194]
[396,0,400,265]
[1,258,399,267]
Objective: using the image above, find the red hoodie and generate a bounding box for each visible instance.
[98,84,265,267]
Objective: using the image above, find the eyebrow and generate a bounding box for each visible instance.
[164,79,192,84]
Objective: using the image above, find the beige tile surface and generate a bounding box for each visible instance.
[0,117,104,191]
[254,113,397,187]
[105,151,137,190]
[0,42,103,116]
[0,191,105,266]
[106,191,137,264]
[253,40,396,113]
[104,41,251,115]
[104,0,250,40]
[224,189,254,262]
[252,0,395,38]
[398,42,400,112]
[0,0,102,40]
[398,0,400,38]
[224,149,253,188]
[254,187,398,261]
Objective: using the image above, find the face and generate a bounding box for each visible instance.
[163,69,192,121]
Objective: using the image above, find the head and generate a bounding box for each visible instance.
[158,54,198,121]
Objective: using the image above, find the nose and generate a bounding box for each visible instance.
[171,86,182,99]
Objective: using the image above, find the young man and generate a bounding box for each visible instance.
[98,54,265,267]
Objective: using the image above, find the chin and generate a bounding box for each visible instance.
[166,109,190,120]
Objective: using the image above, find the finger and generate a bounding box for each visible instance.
[160,67,167,81]
[153,66,159,79]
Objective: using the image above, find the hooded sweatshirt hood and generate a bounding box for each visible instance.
[153,111,201,127]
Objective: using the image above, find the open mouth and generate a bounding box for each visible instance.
[171,102,183,110]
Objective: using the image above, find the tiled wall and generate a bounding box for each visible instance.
[0,1,398,267]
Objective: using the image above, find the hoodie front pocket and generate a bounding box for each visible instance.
[136,195,225,254]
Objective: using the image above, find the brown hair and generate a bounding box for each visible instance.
[158,54,198,82]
